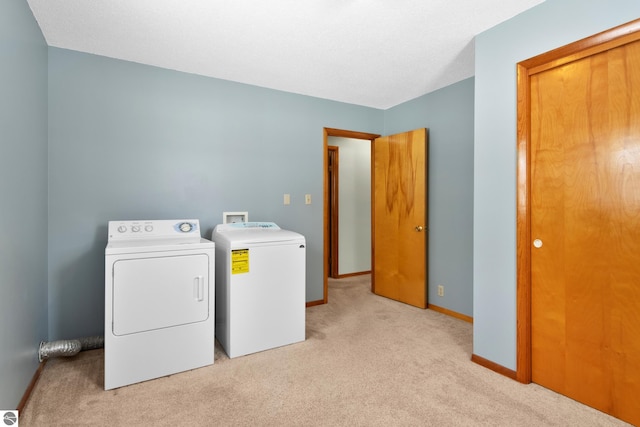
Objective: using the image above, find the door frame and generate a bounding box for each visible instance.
[515,18,640,384]
[327,145,339,278]
[323,128,380,303]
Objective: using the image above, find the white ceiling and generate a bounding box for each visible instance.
[27,0,545,110]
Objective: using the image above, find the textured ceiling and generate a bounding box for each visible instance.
[27,0,544,109]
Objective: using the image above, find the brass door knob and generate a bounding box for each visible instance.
[415,226,424,232]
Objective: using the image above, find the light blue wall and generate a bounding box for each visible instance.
[384,78,474,317]
[0,0,48,409]
[329,137,371,275]
[47,48,384,340]
[474,0,640,369]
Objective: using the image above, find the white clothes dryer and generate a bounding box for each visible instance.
[104,219,214,390]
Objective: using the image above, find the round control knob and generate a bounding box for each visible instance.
[179,222,193,233]
[145,225,153,232]
[117,226,127,233]
[132,225,141,232]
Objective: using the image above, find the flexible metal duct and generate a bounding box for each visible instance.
[78,335,104,351]
[38,340,81,361]
[38,335,104,362]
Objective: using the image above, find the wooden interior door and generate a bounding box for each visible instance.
[529,36,640,425]
[372,129,428,308]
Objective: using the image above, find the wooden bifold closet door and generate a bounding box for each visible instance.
[528,31,640,426]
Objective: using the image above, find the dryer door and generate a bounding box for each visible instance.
[112,254,210,336]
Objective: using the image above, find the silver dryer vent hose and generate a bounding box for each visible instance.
[38,336,104,362]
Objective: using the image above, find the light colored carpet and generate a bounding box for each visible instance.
[20,275,631,426]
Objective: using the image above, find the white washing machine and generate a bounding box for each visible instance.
[104,219,215,390]
[212,222,305,358]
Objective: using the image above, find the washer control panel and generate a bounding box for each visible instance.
[108,219,200,241]
[216,222,280,231]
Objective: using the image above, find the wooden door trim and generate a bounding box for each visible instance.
[515,18,640,384]
[323,128,380,304]
[328,145,339,278]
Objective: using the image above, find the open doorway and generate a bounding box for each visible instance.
[323,128,380,303]
[327,138,371,278]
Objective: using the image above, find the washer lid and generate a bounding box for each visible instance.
[212,222,304,245]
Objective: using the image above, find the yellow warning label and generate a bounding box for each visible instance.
[231,249,249,274]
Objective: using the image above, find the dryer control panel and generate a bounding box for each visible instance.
[108,219,200,241]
